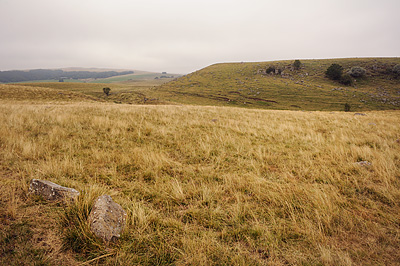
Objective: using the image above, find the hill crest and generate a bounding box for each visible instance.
[156,57,400,111]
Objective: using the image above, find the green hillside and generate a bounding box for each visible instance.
[155,58,400,111]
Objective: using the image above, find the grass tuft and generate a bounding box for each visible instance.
[59,186,109,259]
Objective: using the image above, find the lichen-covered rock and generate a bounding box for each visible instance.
[29,179,79,201]
[356,161,372,167]
[88,195,127,242]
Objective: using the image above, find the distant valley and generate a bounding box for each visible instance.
[0,67,182,84]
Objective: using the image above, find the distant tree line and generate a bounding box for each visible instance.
[0,69,134,83]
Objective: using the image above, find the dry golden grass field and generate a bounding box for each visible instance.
[0,82,399,265]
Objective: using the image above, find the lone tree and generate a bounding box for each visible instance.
[293,60,301,70]
[325,63,343,81]
[103,87,111,96]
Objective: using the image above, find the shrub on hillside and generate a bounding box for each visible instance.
[344,103,351,112]
[266,66,275,74]
[348,66,366,78]
[103,87,111,96]
[393,64,400,76]
[340,74,354,86]
[325,64,343,81]
[293,60,301,70]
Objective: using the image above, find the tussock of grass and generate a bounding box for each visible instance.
[59,185,109,257]
[0,102,399,265]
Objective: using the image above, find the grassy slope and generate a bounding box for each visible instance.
[16,82,167,105]
[0,84,99,103]
[154,58,400,111]
[0,98,399,265]
[17,74,179,105]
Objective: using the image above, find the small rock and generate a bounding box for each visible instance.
[356,161,372,167]
[89,195,127,242]
[29,179,79,201]
[368,123,376,126]
[211,119,218,122]
[354,113,367,116]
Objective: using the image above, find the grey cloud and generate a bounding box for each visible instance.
[0,0,399,73]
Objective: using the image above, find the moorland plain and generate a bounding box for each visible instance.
[0,58,399,265]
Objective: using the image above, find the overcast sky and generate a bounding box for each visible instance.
[0,0,399,74]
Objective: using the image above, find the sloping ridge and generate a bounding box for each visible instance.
[157,58,400,111]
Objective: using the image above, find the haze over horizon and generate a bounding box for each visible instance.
[1,0,399,74]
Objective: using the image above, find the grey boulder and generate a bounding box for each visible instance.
[88,195,127,242]
[29,179,79,201]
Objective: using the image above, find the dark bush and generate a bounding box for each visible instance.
[340,74,354,86]
[325,64,343,81]
[393,64,400,76]
[266,66,275,74]
[293,60,301,70]
[344,103,351,112]
[103,87,111,96]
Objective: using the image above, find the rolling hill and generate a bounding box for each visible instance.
[0,84,99,103]
[154,58,400,111]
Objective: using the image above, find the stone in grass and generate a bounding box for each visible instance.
[356,161,372,167]
[88,195,127,242]
[29,179,80,201]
